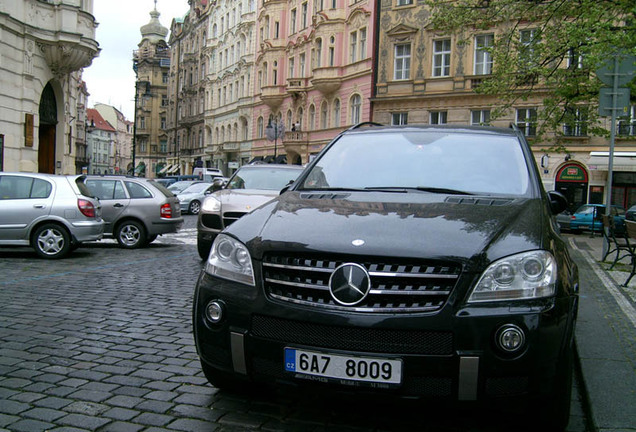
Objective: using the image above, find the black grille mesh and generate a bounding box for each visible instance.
[251,314,453,355]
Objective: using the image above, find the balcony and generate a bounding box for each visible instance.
[260,85,286,109]
[222,141,240,151]
[286,77,310,98]
[311,67,342,95]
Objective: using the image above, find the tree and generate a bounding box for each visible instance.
[424,0,636,148]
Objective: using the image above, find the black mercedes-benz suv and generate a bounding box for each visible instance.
[193,124,579,430]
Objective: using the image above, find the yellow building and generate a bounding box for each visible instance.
[372,1,636,211]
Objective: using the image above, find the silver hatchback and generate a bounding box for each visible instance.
[0,172,104,259]
[84,175,184,248]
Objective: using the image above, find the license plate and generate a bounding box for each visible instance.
[284,348,402,385]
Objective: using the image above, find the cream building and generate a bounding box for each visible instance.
[0,0,99,174]
[372,1,636,211]
[94,103,133,175]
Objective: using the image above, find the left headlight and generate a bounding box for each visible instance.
[201,195,221,212]
[205,234,255,286]
[467,250,557,302]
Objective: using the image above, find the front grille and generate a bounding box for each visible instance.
[223,211,247,227]
[201,213,222,230]
[251,315,453,355]
[262,253,461,313]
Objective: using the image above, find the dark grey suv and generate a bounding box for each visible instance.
[193,124,579,431]
[84,175,183,248]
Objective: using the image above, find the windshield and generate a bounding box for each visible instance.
[180,182,212,194]
[300,131,531,196]
[227,166,302,190]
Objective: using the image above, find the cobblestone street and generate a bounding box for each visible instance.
[0,218,590,431]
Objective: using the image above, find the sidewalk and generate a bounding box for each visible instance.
[567,233,636,432]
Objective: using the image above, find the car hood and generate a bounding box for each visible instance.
[226,191,550,269]
[214,188,281,212]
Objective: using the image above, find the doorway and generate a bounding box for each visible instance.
[555,163,588,212]
[38,83,58,174]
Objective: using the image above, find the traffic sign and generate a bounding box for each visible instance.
[596,53,636,87]
[599,87,631,117]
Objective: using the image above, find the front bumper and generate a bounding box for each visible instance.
[193,272,576,401]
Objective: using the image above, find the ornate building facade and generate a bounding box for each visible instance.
[133,5,171,178]
[0,0,99,174]
[94,103,133,175]
[372,1,636,211]
[166,3,210,177]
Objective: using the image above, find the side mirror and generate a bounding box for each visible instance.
[548,191,568,215]
[280,180,295,195]
[211,178,225,192]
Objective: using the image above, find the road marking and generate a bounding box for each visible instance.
[571,238,636,329]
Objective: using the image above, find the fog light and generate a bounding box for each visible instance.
[496,324,525,353]
[205,301,224,323]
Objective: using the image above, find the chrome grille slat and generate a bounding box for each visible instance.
[263,254,461,313]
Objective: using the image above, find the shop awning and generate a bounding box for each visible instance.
[159,164,172,175]
[134,163,146,174]
[588,152,636,172]
[167,165,180,174]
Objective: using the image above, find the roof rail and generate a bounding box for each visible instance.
[509,122,520,131]
[345,121,383,132]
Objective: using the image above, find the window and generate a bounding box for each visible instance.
[391,112,408,125]
[321,102,328,128]
[288,57,295,78]
[471,109,490,126]
[300,53,306,76]
[302,2,308,28]
[567,48,583,69]
[162,95,168,107]
[329,46,335,66]
[258,117,264,138]
[334,99,341,127]
[161,117,167,129]
[0,176,52,200]
[516,108,537,136]
[359,28,367,61]
[125,181,152,199]
[162,72,168,84]
[433,39,451,77]
[519,29,540,67]
[291,9,297,34]
[316,38,322,68]
[430,111,447,125]
[275,21,280,39]
[397,0,412,5]
[474,34,493,75]
[350,31,357,63]
[563,107,588,137]
[618,106,636,136]
[350,94,361,124]
[309,105,316,130]
[139,117,146,129]
[394,43,411,80]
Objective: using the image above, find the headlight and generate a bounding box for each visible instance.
[205,234,255,286]
[467,251,556,302]
[201,195,221,212]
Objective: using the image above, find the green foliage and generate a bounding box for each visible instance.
[425,0,636,148]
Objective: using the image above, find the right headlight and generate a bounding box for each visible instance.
[205,234,255,286]
[467,250,557,302]
[201,195,221,212]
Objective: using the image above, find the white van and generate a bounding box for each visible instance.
[193,167,224,182]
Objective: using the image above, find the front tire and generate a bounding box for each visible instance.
[189,200,201,215]
[32,223,71,259]
[115,220,147,249]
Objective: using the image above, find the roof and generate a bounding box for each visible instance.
[86,109,116,132]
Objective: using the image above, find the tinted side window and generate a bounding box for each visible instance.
[86,179,127,200]
[125,181,152,199]
[0,176,51,199]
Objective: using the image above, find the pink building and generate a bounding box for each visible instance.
[251,0,376,164]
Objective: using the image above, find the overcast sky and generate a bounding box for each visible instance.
[82,0,190,121]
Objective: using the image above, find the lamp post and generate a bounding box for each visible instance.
[265,119,285,159]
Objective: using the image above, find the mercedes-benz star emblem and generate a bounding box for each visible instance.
[329,263,371,306]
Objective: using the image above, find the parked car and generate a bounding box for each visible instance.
[196,163,304,259]
[0,172,104,258]
[193,124,579,431]
[155,178,176,188]
[569,203,625,233]
[555,210,573,232]
[176,182,216,215]
[84,175,183,248]
[167,180,203,194]
[625,204,636,221]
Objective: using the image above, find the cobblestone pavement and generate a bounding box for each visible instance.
[0,217,590,431]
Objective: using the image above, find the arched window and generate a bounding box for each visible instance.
[287,110,293,130]
[257,116,264,138]
[333,99,341,127]
[309,104,316,130]
[221,126,225,142]
[242,117,249,140]
[297,107,304,130]
[350,94,361,124]
[263,62,268,86]
[321,101,328,129]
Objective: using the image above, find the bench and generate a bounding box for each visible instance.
[622,220,636,286]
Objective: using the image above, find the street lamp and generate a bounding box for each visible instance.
[265,118,285,159]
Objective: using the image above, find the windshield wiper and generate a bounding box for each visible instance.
[414,186,474,195]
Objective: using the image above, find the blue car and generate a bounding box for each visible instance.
[569,204,625,233]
